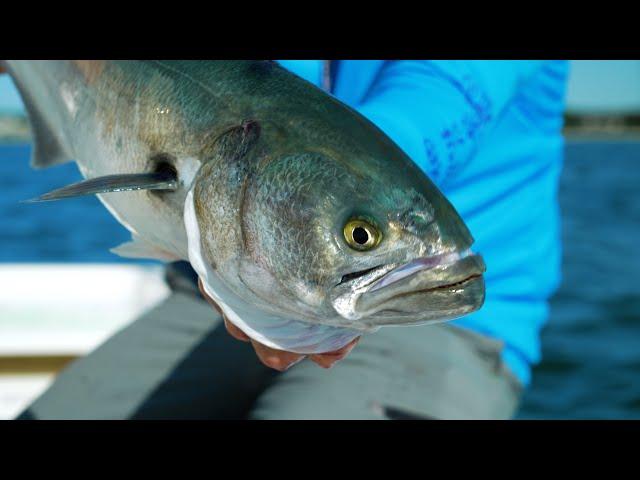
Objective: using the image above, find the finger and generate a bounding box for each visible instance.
[198,277,306,369]
[251,340,305,372]
[310,336,360,369]
[197,278,251,342]
[223,316,250,343]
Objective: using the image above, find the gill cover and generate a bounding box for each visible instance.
[184,119,364,354]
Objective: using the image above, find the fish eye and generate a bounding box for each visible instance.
[343,219,381,251]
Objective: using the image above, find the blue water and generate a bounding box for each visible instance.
[1,141,639,418]
[0,143,152,263]
[518,140,640,419]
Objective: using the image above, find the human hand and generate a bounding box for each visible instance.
[198,278,360,371]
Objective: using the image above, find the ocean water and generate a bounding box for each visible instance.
[1,140,639,419]
[517,140,640,419]
[0,144,150,263]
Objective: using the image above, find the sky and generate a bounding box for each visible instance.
[0,75,24,115]
[1,61,639,115]
[566,61,640,114]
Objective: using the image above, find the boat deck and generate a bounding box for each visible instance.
[0,264,169,419]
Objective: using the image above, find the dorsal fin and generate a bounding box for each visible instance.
[3,61,73,169]
[24,171,178,203]
[28,105,72,169]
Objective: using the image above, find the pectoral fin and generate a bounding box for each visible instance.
[24,171,178,203]
[110,234,181,262]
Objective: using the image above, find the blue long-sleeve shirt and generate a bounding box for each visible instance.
[278,60,569,386]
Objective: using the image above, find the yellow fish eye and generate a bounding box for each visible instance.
[343,219,381,251]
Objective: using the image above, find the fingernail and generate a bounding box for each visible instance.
[317,358,338,369]
[342,341,358,356]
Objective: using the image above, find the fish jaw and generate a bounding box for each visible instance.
[330,250,486,328]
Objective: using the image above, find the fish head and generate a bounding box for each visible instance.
[188,71,485,331]
[207,141,486,330]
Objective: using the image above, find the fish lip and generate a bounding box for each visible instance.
[368,248,482,293]
[390,272,483,297]
[329,249,485,323]
[366,273,485,325]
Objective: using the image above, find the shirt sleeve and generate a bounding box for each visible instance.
[354,60,546,186]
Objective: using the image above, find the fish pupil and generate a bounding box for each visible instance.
[353,227,369,245]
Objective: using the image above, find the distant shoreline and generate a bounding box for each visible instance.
[564,114,640,137]
[2,114,640,143]
[0,116,29,142]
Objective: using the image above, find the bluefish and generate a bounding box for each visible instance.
[3,60,486,353]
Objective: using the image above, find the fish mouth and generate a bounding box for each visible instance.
[396,272,483,294]
[331,248,486,328]
[367,248,480,293]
